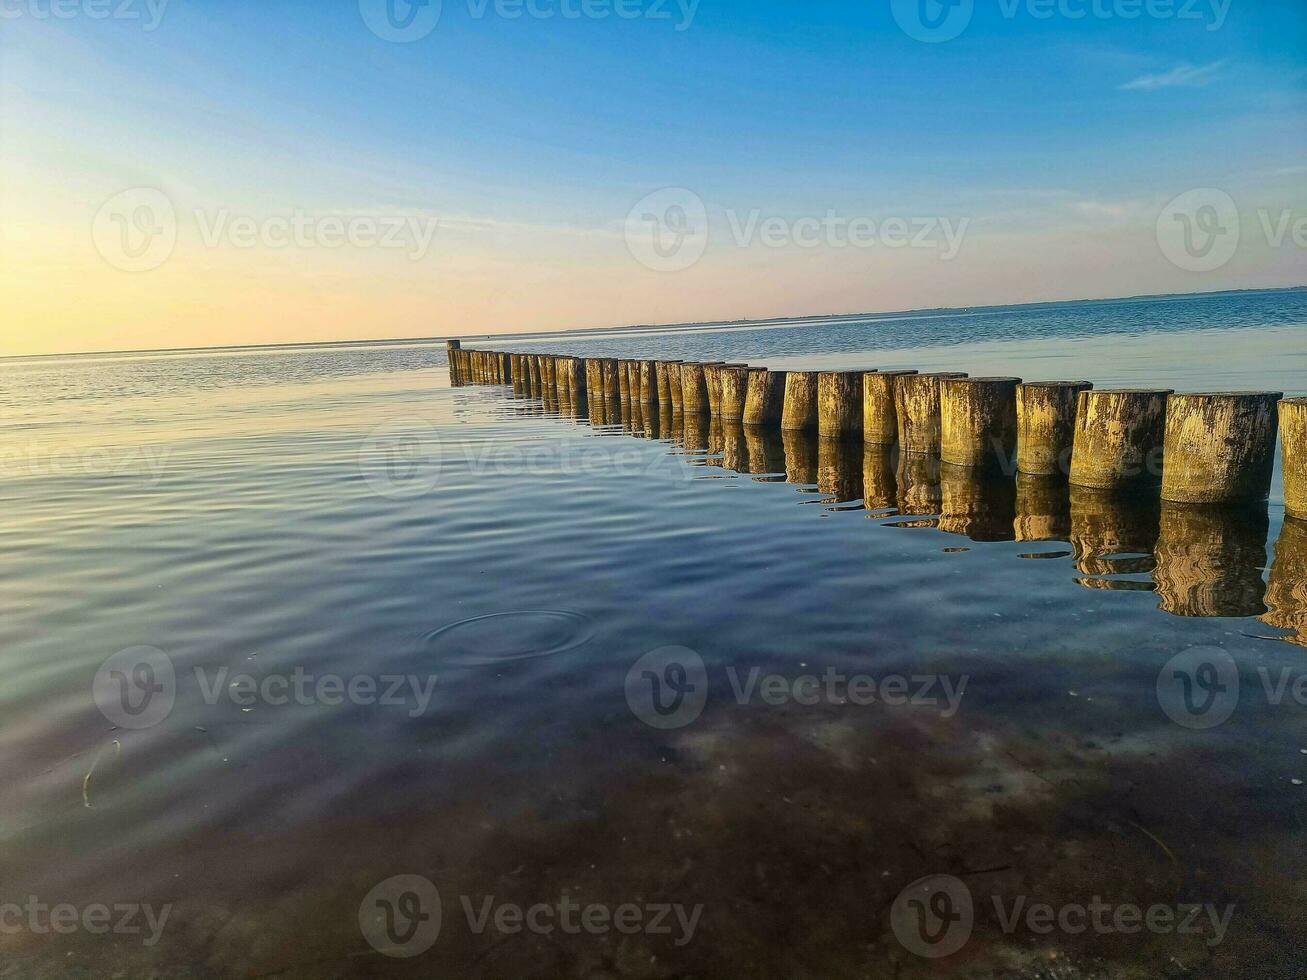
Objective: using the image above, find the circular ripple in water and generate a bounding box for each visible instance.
[422,610,595,666]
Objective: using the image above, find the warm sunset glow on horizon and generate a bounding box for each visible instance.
[2,1,1304,357]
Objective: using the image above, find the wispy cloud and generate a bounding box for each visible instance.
[1119,60,1229,91]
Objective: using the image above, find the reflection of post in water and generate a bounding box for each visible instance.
[657,405,674,442]
[896,453,942,517]
[1069,486,1160,582]
[1153,500,1270,618]
[1014,473,1071,542]
[817,436,863,502]
[721,420,748,473]
[1262,517,1307,647]
[939,463,1017,541]
[681,412,709,456]
[862,445,898,512]
[782,428,818,485]
[743,424,786,475]
[704,418,725,467]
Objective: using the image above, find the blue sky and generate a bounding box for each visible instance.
[2,0,1305,352]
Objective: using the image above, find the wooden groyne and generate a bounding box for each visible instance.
[448,345,1304,537]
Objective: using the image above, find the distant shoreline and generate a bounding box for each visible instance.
[5,284,1304,362]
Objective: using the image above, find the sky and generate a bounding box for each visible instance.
[1,0,1305,356]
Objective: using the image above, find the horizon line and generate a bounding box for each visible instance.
[4,283,1304,362]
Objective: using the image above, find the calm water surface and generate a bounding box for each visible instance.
[2,290,1306,978]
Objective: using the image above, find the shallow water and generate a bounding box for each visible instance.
[2,289,1306,978]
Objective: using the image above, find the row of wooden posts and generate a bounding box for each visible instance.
[446,341,1305,520]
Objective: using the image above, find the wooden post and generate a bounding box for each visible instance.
[743,369,787,426]
[1069,389,1172,490]
[556,357,574,413]
[1284,398,1307,520]
[1154,501,1270,617]
[781,371,819,431]
[665,362,684,413]
[638,360,657,405]
[681,362,710,415]
[567,357,588,415]
[719,367,756,422]
[705,363,744,416]
[617,360,632,402]
[863,370,918,446]
[895,372,968,455]
[656,361,682,407]
[1161,392,1282,503]
[940,376,1021,471]
[1069,486,1159,580]
[585,358,603,406]
[1261,516,1307,647]
[1014,474,1071,542]
[782,428,817,484]
[939,464,1017,542]
[602,359,620,407]
[818,371,866,438]
[862,445,898,512]
[1017,381,1092,477]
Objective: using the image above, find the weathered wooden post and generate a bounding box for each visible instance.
[1261,516,1307,647]
[782,428,817,485]
[638,360,658,405]
[1014,474,1071,542]
[940,376,1021,471]
[743,369,787,426]
[1153,500,1270,617]
[602,359,621,408]
[585,358,604,406]
[705,363,746,416]
[895,372,968,455]
[862,370,918,446]
[681,362,711,415]
[818,436,863,502]
[499,352,511,384]
[781,371,819,431]
[568,357,589,415]
[655,361,682,407]
[1161,392,1282,504]
[666,362,684,413]
[939,464,1017,542]
[556,357,575,412]
[719,367,756,422]
[617,360,632,402]
[1017,381,1092,477]
[1284,398,1307,520]
[1069,485,1160,580]
[818,371,866,438]
[1069,389,1172,490]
